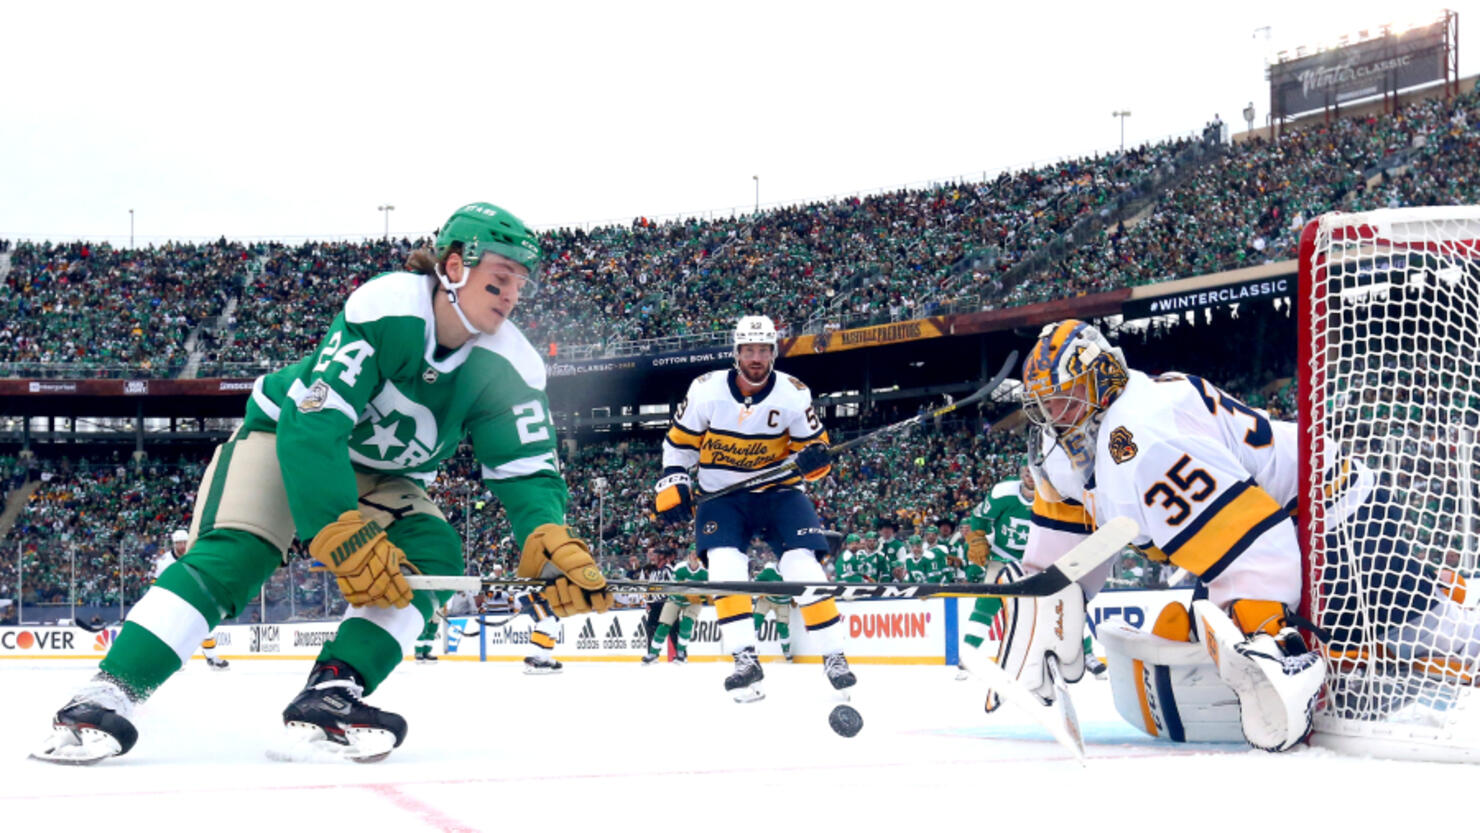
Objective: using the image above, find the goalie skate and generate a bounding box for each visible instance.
[30,678,139,766]
[270,661,406,764]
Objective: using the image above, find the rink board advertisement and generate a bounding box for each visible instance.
[0,588,1187,662]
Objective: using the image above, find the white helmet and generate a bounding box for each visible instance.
[733,315,778,383]
[734,315,777,348]
[170,529,189,543]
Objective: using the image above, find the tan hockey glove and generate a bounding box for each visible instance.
[518,524,613,618]
[964,528,990,566]
[309,510,415,609]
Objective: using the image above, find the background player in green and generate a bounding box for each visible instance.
[902,535,932,582]
[34,202,614,765]
[753,560,795,660]
[922,525,951,583]
[836,533,872,583]
[877,521,905,580]
[957,467,1102,681]
[642,549,706,664]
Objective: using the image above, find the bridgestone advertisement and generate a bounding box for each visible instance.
[1270,21,1447,118]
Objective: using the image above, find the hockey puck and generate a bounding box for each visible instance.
[828,704,863,738]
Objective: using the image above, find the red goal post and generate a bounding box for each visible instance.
[1298,206,1480,762]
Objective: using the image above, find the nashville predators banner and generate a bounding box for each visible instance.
[781,317,949,358]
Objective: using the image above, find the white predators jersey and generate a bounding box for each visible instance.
[1029,370,1369,608]
[663,368,827,494]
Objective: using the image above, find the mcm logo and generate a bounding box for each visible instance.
[1108,426,1138,465]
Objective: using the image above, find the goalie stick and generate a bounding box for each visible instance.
[694,349,1019,505]
[409,516,1138,602]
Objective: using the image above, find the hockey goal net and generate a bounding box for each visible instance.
[1299,206,1480,762]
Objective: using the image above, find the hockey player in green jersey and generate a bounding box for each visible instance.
[957,467,1102,681]
[836,534,872,583]
[643,550,706,664]
[922,525,951,583]
[753,560,795,660]
[902,536,932,583]
[34,202,613,765]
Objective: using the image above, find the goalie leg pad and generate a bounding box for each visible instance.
[1099,612,1244,743]
[1191,599,1324,752]
[985,562,1086,710]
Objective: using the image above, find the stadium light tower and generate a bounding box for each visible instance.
[378,204,395,240]
[1243,102,1256,135]
[1112,110,1132,152]
[128,208,134,248]
[753,175,759,214]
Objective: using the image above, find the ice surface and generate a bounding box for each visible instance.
[0,658,1471,830]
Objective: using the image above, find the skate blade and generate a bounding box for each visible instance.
[30,728,121,766]
[730,685,766,703]
[267,723,397,764]
[523,666,563,675]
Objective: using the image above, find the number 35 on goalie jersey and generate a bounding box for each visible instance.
[1030,370,1311,606]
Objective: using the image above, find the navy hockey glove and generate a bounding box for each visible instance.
[795,443,832,482]
[654,467,693,523]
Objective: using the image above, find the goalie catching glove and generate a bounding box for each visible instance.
[654,467,693,523]
[518,524,613,618]
[309,510,415,609]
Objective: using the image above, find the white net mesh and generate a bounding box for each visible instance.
[1302,207,1480,761]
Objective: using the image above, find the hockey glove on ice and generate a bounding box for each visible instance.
[795,443,832,482]
[518,524,613,618]
[654,467,693,523]
[964,528,990,566]
[309,510,415,609]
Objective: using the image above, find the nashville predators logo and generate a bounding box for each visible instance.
[1108,426,1138,465]
[813,332,831,354]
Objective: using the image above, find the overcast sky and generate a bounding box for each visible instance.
[1,0,1474,246]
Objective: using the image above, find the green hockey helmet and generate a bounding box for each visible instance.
[435,202,543,288]
[845,533,861,544]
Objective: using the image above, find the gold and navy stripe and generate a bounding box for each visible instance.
[664,423,704,451]
[1162,478,1287,581]
[1031,494,1094,534]
[800,598,842,631]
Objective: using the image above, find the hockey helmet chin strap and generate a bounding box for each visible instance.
[436,263,499,336]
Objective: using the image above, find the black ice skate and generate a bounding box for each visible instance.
[823,651,857,692]
[673,649,688,664]
[641,652,660,665]
[274,660,406,763]
[207,657,231,671]
[31,676,139,766]
[523,656,563,675]
[1085,654,1108,680]
[725,646,765,703]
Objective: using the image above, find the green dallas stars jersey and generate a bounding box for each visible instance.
[836,548,872,583]
[240,271,566,543]
[925,543,952,582]
[903,554,936,584]
[878,538,905,578]
[668,561,709,606]
[755,564,792,603]
[968,479,1032,564]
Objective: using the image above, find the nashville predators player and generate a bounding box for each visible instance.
[655,315,855,702]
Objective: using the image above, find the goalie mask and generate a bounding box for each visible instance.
[1022,320,1127,473]
[733,314,778,385]
[433,202,543,335]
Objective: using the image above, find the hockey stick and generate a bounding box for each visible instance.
[966,649,1087,763]
[694,349,1019,506]
[410,516,1137,602]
